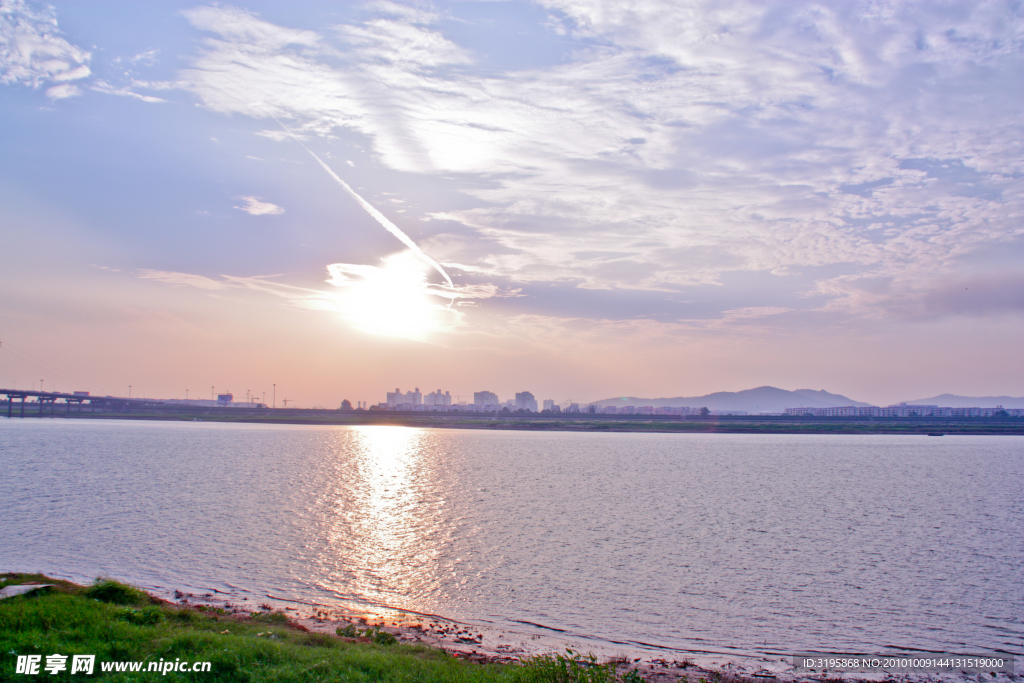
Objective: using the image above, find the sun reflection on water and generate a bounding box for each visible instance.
[317,426,444,617]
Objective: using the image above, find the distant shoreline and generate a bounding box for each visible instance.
[3,406,1022,435]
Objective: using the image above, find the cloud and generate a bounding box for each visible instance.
[170,2,1022,327]
[814,269,1024,321]
[138,269,233,290]
[0,0,90,93]
[92,80,166,103]
[130,48,158,66]
[328,254,512,303]
[720,306,792,321]
[183,5,320,50]
[234,196,285,215]
[44,82,78,99]
[137,268,335,308]
[138,249,512,342]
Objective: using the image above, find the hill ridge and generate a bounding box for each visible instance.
[592,385,870,413]
[904,393,1024,409]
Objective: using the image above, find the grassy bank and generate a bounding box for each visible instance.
[0,574,623,683]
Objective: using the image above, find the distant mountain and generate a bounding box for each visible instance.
[592,386,871,414]
[904,394,1024,409]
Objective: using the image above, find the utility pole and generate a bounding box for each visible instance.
[129,385,132,398]
[40,380,44,392]
[186,389,189,400]
[211,386,214,400]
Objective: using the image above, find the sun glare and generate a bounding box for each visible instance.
[329,252,448,340]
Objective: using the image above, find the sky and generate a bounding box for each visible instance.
[1,0,1022,408]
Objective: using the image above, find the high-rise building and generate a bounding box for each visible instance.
[543,399,555,411]
[474,391,499,409]
[515,391,538,412]
[424,389,451,407]
[386,388,422,408]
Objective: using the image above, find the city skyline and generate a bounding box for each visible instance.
[1,0,1021,408]
[6,380,1019,415]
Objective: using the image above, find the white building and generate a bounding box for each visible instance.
[424,389,452,407]
[655,406,690,415]
[165,398,266,408]
[386,387,422,408]
[782,403,1022,417]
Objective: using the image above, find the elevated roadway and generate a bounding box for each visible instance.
[0,389,171,418]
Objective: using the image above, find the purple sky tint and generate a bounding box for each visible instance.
[1,0,1021,408]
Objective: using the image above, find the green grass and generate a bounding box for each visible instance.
[0,574,622,683]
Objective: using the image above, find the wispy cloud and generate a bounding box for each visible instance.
[92,80,166,103]
[234,196,285,216]
[163,2,1023,328]
[0,0,90,95]
[138,269,234,290]
[137,268,341,313]
[138,250,510,341]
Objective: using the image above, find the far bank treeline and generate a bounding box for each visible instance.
[3,401,1022,435]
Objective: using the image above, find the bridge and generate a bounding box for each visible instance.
[0,390,167,418]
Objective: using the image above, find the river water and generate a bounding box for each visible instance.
[2,419,1021,660]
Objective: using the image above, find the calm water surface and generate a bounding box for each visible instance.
[2,419,1021,658]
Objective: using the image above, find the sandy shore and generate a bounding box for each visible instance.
[166,588,1018,683]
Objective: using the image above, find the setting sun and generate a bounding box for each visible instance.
[328,252,450,340]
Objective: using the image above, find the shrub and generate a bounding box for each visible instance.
[519,649,615,683]
[370,627,398,646]
[84,578,148,606]
[333,624,397,645]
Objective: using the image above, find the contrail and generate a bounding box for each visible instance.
[276,120,454,293]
